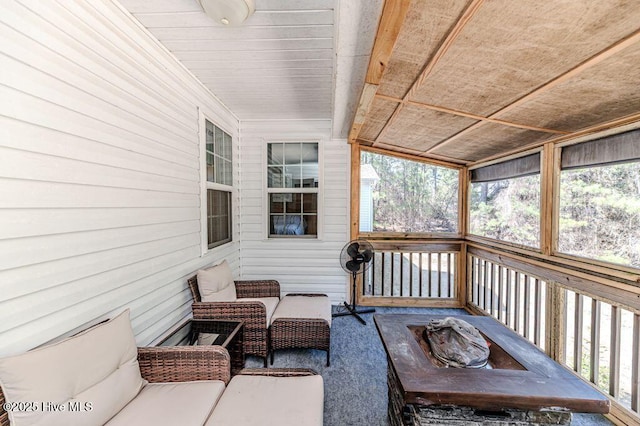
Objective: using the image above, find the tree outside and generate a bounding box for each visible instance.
[361,151,459,233]
[559,162,640,268]
[469,175,541,248]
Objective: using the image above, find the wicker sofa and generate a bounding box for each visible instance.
[188,261,281,366]
[0,310,324,426]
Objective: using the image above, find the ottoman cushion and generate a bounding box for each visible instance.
[271,295,331,326]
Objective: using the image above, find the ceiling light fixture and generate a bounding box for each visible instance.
[197,0,255,26]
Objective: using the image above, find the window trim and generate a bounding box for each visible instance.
[199,108,235,255]
[263,140,323,240]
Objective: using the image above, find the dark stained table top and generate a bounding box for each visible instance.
[374,314,610,413]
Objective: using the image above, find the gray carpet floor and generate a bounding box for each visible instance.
[245,306,613,425]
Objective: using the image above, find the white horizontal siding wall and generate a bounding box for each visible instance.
[0,0,240,356]
[239,120,350,303]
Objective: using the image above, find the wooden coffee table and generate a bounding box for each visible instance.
[158,319,244,375]
[374,314,609,425]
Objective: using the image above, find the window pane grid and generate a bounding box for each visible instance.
[207,189,231,249]
[206,120,232,186]
[267,142,319,238]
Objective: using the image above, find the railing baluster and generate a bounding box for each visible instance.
[427,253,432,298]
[506,269,512,328]
[610,305,621,398]
[523,275,531,339]
[534,279,542,346]
[514,272,521,333]
[482,260,489,311]
[437,253,442,298]
[399,252,404,297]
[497,266,503,321]
[574,293,584,375]
[409,253,413,297]
[370,253,375,296]
[632,313,640,412]
[381,252,387,296]
[448,253,454,298]
[488,263,495,316]
[471,256,477,305]
[390,252,395,297]
[590,299,601,385]
[418,252,423,297]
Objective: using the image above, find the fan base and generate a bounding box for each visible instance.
[332,302,376,325]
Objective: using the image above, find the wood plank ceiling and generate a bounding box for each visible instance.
[350,0,640,165]
[117,0,336,120]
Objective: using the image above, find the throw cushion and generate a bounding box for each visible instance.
[270,295,332,326]
[0,310,145,426]
[205,374,324,426]
[198,260,237,302]
[106,380,226,426]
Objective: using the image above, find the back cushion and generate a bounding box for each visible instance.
[198,260,237,302]
[0,309,145,426]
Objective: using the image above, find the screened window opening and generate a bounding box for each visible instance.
[267,142,318,237]
[469,153,541,248]
[558,129,640,268]
[359,151,459,233]
[204,119,233,249]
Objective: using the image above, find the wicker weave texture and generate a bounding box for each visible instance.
[0,387,7,426]
[270,294,331,366]
[0,346,231,426]
[138,346,231,385]
[189,275,281,361]
[239,368,319,377]
[188,277,280,302]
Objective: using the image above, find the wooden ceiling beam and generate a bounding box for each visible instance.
[359,139,471,167]
[375,93,569,134]
[425,28,640,155]
[468,112,640,167]
[372,0,485,146]
[348,0,411,143]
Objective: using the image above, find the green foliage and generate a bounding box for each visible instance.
[469,175,541,247]
[361,152,459,233]
[559,162,640,268]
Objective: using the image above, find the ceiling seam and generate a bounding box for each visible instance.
[373,0,485,146]
[424,28,640,155]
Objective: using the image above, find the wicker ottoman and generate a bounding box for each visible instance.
[269,294,332,366]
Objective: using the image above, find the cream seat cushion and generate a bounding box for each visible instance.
[241,297,280,326]
[205,374,324,426]
[198,260,237,302]
[106,380,226,426]
[271,295,332,326]
[0,310,145,426]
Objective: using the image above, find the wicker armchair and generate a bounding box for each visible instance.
[188,275,280,366]
[0,346,231,426]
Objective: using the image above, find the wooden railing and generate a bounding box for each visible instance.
[468,245,640,423]
[468,254,547,350]
[360,241,462,307]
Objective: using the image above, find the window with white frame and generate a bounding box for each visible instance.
[205,119,232,248]
[267,142,319,238]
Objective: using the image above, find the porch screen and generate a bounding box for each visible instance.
[470,153,540,182]
[561,129,640,170]
[469,152,541,248]
[558,128,640,268]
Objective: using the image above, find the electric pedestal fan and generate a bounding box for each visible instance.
[333,239,375,325]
